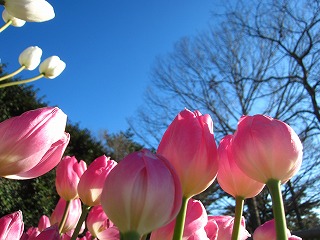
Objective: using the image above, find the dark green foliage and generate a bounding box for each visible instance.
[65,123,106,164]
[0,172,59,229]
[0,84,46,121]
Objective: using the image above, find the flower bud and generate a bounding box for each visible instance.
[211,215,250,240]
[95,227,120,240]
[19,46,42,70]
[78,155,117,206]
[217,135,265,199]
[0,107,69,179]
[252,219,293,240]
[232,115,303,183]
[157,109,218,197]
[150,199,210,240]
[39,56,66,79]
[101,149,182,237]
[2,9,26,27]
[205,218,218,240]
[56,156,87,200]
[0,211,24,239]
[35,225,60,240]
[21,227,39,239]
[38,215,50,232]
[50,198,82,233]
[86,205,117,238]
[4,0,55,22]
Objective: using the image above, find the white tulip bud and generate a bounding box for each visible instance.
[39,56,66,79]
[19,46,42,70]
[4,0,55,22]
[2,9,26,27]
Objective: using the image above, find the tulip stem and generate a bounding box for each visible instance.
[266,179,287,240]
[58,200,71,234]
[70,204,91,240]
[0,74,44,88]
[172,196,189,240]
[141,234,149,240]
[0,66,25,82]
[0,20,12,33]
[120,231,141,240]
[232,196,244,240]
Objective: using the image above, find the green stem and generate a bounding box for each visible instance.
[266,179,287,240]
[120,231,141,240]
[70,204,91,240]
[0,20,12,33]
[172,196,189,240]
[232,196,244,240]
[141,234,149,240]
[0,74,44,88]
[58,200,71,234]
[0,66,25,81]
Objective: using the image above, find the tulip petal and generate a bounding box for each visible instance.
[6,133,70,179]
[5,0,55,22]
[0,107,67,177]
[0,211,24,239]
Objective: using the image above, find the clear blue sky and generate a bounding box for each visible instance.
[1,1,218,137]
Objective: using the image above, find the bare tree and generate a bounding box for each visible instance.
[128,0,320,232]
[101,129,144,162]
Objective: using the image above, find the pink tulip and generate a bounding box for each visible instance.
[252,219,300,240]
[21,216,50,240]
[217,135,265,198]
[62,222,86,240]
[77,155,117,206]
[211,215,250,240]
[81,231,93,240]
[60,232,73,240]
[60,229,86,240]
[50,198,82,233]
[150,199,210,240]
[38,215,51,232]
[16,133,70,180]
[232,115,303,183]
[96,226,120,240]
[0,211,24,239]
[60,234,71,240]
[21,227,40,240]
[204,217,218,240]
[0,107,69,179]
[56,156,87,200]
[34,225,60,240]
[86,205,116,238]
[157,109,218,197]
[101,149,182,237]
[289,236,302,240]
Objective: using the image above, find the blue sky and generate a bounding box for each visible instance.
[1,1,218,138]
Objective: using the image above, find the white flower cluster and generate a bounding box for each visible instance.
[20,46,66,79]
[0,0,66,86]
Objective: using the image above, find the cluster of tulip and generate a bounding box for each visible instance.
[0,0,304,239]
[0,106,303,240]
